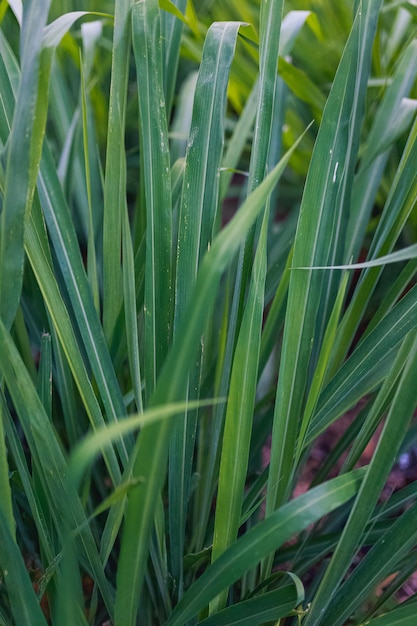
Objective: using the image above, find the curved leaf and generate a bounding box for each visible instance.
[166,469,364,626]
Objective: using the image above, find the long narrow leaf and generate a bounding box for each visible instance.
[169,19,242,597]
[133,0,172,400]
[0,509,48,626]
[266,0,384,528]
[0,0,50,329]
[114,133,305,626]
[102,0,134,342]
[305,330,417,624]
[210,205,269,612]
[166,470,365,626]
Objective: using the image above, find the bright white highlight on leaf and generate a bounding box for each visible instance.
[332,161,339,183]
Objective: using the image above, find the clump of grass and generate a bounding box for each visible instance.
[1,1,417,625]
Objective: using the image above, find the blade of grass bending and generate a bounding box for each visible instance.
[364,597,417,626]
[169,20,242,596]
[199,582,304,625]
[132,0,172,401]
[210,204,269,613]
[265,0,383,530]
[166,470,365,626]
[102,0,133,344]
[0,0,50,330]
[114,134,305,626]
[0,318,115,620]
[304,330,417,625]
[69,400,221,489]
[0,508,48,626]
[249,0,284,192]
[297,243,417,270]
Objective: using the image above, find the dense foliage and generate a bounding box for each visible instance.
[1,0,417,624]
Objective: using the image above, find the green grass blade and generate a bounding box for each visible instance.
[266,0,384,522]
[0,390,15,540]
[169,19,242,596]
[219,79,258,204]
[322,499,417,626]
[237,0,284,343]
[132,0,172,400]
[298,243,417,270]
[36,332,52,417]
[25,200,122,485]
[304,330,417,625]
[190,77,259,556]
[114,136,303,626]
[0,508,48,626]
[122,203,143,414]
[166,470,365,626]
[341,335,413,471]
[295,273,349,465]
[2,392,57,568]
[259,245,292,375]
[0,0,50,329]
[309,0,385,364]
[79,50,100,313]
[0,26,128,479]
[37,151,131,462]
[346,39,417,262]
[307,282,417,444]
[102,0,133,343]
[0,318,115,619]
[210,205,269,612]
[199,582,304,625]
[364,598,417,626]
